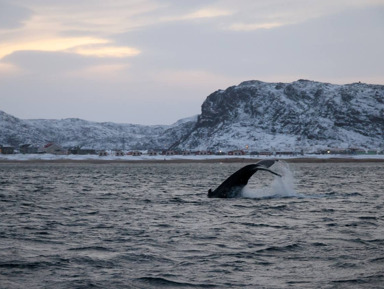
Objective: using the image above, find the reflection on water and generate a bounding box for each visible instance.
[0,161,383,288]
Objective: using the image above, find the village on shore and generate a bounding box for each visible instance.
[1,142,383,159]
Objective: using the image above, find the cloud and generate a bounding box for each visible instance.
[14,0,163,34]
[0,0,32,29]
[0,62,20,77]
[0,2,143,63]
[161,8,232,22]
[229,22,284,31]
[2,50,118,75]
[118,5,384,81]
[69,45,141,58]
[0,36,141,62]
[211,0,384,31]
[0,37,108,59]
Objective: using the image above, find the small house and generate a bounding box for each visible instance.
[258,151,273,156]
[348,148,365,154]
[20,144,38,154]
[0,145,14,154]
[195,151,212,155]
[39,143,67,155]
[276,151,295,156]
[69,147,97,155]
[228,150,245,156]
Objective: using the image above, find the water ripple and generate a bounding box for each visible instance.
[0,162,383,288]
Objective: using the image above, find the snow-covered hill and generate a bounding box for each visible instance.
[172,80,384,152]
[1,79,383,152]
[0,110,197,150]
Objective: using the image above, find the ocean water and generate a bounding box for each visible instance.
[0,161,383,288]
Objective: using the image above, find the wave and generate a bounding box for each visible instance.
[256,243,301,254]
[331,273,384,286]
[0,260,58,269]
[67,245,113,252]
[135,277,216,288]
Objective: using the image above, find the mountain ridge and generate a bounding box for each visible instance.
[172,79,384,152]
[0,109,197,150]
[1,79,383,152]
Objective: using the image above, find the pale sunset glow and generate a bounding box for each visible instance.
[187,8,232,19]
[0,36,140,59]
[162,8,232,21]
[0,62,20,75]
[0,37,109,59]
[0,0,383,124]
[71,46,141,58]
[229,22,285,31]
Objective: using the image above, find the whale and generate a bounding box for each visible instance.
[207,159,281,198]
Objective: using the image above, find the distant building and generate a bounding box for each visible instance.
[69,146,96,155]
[258,151,273,156]
[228,150,245,156]
[349,148,368,154]
[319,148,366,155]
[0,145,14,154]
[276,151,296,156]
[115,150,125,156]
[195,151,212,155]
[39,143,67,155]
[20,144,38,154]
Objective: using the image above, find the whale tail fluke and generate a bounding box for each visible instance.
[255,159,277,168]
[208,159,281,198]
[256,167,282,177]
[254,159,281,177]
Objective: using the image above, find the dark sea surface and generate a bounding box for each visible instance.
[0,161,383,289]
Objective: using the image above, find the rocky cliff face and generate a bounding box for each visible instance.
[173,80,384,152]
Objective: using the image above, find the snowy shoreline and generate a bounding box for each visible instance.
[1,154,384,163]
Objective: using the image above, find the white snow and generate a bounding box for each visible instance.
[1,153,383,162]
[1,80,383,153]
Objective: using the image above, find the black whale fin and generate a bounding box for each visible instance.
[207,159,281,198]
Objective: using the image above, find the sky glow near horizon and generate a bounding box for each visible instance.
[0,0,383,125]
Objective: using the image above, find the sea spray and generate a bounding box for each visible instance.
[241,161,297,199]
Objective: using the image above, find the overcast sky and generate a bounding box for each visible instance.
[1,0,383,125]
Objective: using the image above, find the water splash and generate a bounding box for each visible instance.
[241,161,298,199]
